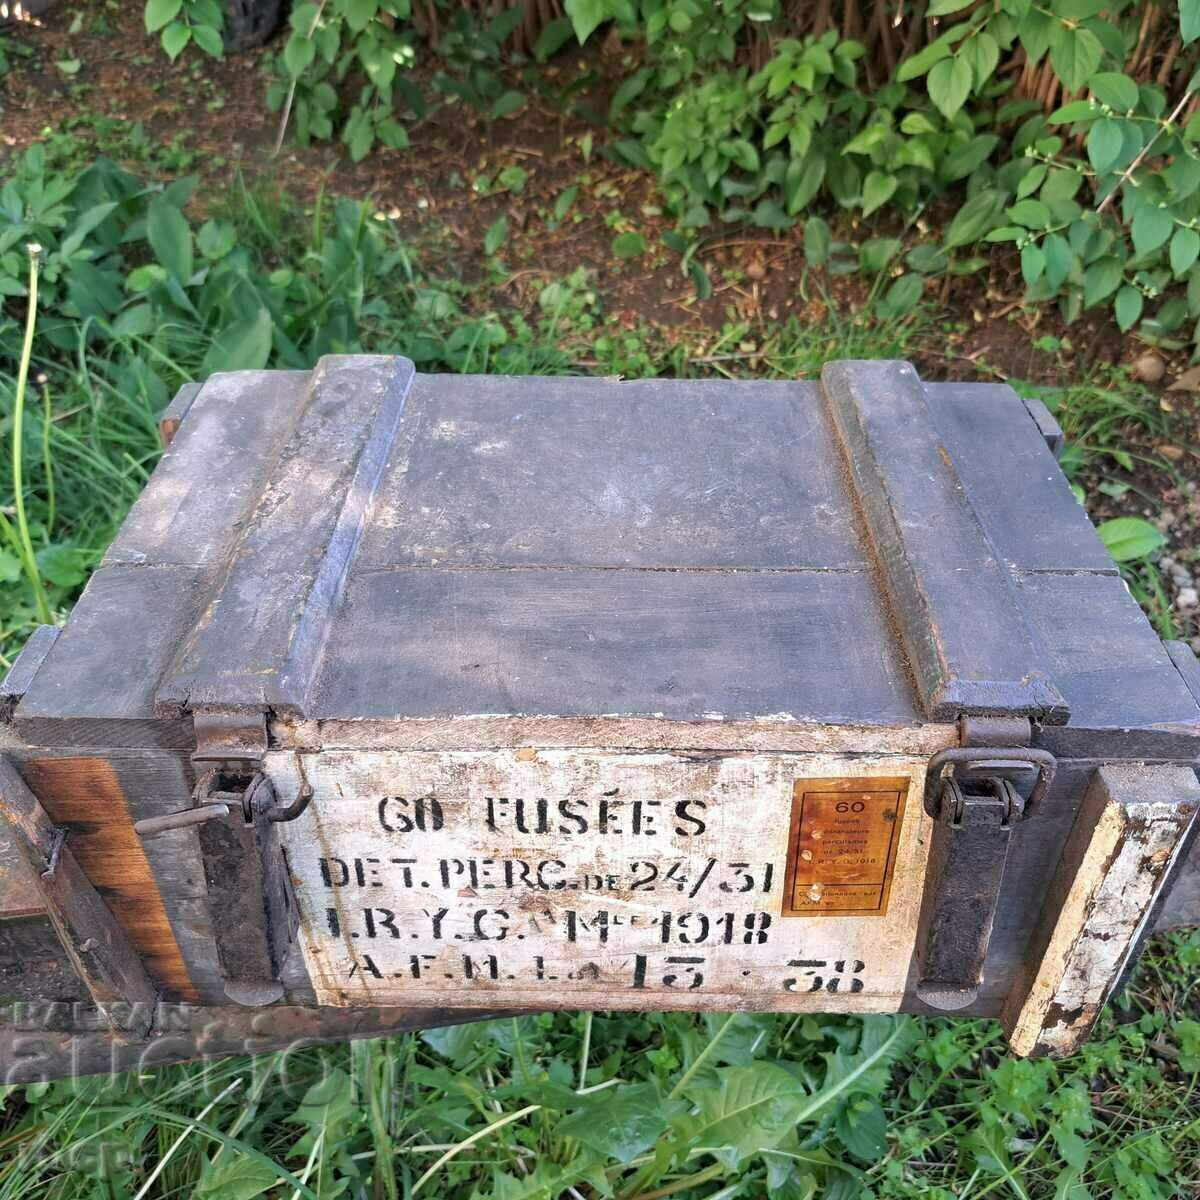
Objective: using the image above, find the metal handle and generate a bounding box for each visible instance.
[916,746,1057,1011]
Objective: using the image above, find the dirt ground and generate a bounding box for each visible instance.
[3,1,1200,648]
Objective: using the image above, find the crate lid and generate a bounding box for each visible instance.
[12,358,1200,749]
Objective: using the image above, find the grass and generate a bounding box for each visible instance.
[0,134,1198,1198]
[0,932,1195,1198]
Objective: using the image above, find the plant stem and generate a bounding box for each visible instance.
[13,244,51,625]
[1097,88,1194,214]
[578,1011,593,1090]
[411,1104,541,1196]
[630,1162,725,1200]
[667,1012,737,1101]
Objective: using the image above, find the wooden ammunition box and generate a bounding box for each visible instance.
[0,358,1196,1079]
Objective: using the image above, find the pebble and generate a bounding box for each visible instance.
[1177,586,1199,610]
[1134,352,1166,383]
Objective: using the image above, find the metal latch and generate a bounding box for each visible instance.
[133,713,312,1008]
[916,726,1056,1012]
[133,768,312,837]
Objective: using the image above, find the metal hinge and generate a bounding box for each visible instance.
[133,711,312,1008]
[915,718,1056,1012]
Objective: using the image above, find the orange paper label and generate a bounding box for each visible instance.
[782,776,910,917]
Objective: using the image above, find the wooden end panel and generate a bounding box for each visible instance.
[21,758,198,1002]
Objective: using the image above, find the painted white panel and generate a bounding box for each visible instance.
[268,750,932,1011]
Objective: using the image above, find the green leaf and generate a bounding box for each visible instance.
[837,1097,888,1161]
[498,165,528,193]
[927,0,973,12]
[1090,71,1139,111]
[1008,198,1051,229]
[0,549,22,584]
[160,20,191,59]
[284,33,316,76]
[1182,0,1200,44]
[144,0,182,33]
[197,219,236,261]
[944,188,1005,249]
[535,17,574,61]
[484,214,507,255]
[1113,283,1143,331]
[147,197,193,283]
[1050,99,1099,123]
[557,1084,674,1164]
[928,56,972,120]
[1021,242,1046,284]
[1083,256,1122,306]
[1171,226,1200,276]
[36,545,87,589]
[1043,233,1074,289]
[1050,27,1103,94]
[491,91,525,119]
[896,34,953,82]
[191,22,223,56]
[612,231,647,259]
[1131,205,1174,257]
[1087,119,1125,173]
[196,1157,280,1200]
[678,1062,809,1167]
[201,308,274,374]
[1097,516,1164,562]
[906,244,948,274]
[862,170,897,218]
[342,0,379,33]
[804,216,831,266]
[565,0,607,43]
[554,185,578,221]
[877,273,923,318]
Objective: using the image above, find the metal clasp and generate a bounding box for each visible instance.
[924,746,1056,825]
[916,743,1057,1012]
[133,767,312,838]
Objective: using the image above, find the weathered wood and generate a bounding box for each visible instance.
[158,381,201,447]
[313,566,926,725]
[923,383,1106,571]
[0,758,158,1030]
[270,749,933,1012]
[2,357,1198,1067]
[0,626,59,723]
[18,757,198,1002]
[823,361,1067,723]
[159,356,415,714]
[1002,764,1200,1056]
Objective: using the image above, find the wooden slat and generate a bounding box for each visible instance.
[822,360,1068,723]
[21,757,198,1002]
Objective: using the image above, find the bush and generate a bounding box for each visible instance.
[136,0,1200,350]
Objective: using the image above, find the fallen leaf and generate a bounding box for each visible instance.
[1167,364,1200,391]
[1158,444,1186,461]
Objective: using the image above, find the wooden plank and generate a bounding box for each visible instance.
[312,566,923,726]
[159,356,415,714]
[924,383,1112,574]
[18,758,198,1002]
[109,370,311,569]
[0,625,59,722]
[13,566,200,747]
[354,374,867,571]
[1018,573,1200,734]
[158,381,201,447]
[1002,764,1200,1057]
[822,361,1067,723]
[0,757,158,1025]
[275,714,957,756]
[270,749,933,1012]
